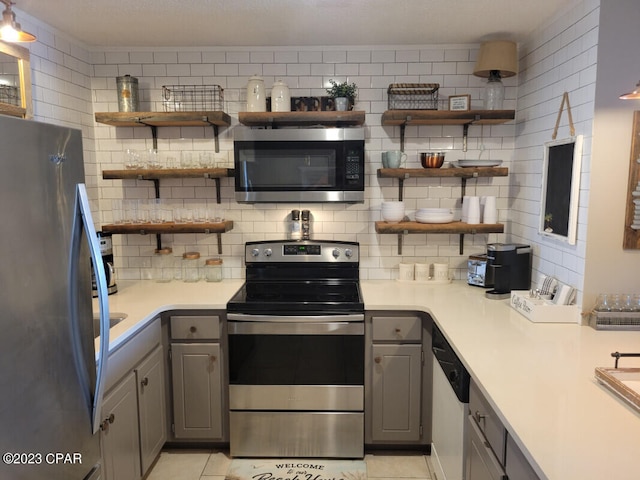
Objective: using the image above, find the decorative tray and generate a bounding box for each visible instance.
[595,367,640,412]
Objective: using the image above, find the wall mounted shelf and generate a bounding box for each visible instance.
[102,168,234,253]
[95,111,231,152]
[381,109,515,151]
[375,221,504,255]
[377,166,508,254]
[378,166,508,201]
[102,221,234,255]
[103,168,234,203]
[238,110,365,128]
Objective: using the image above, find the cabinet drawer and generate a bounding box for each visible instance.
[469,379,506,464]
[372,316,421,342]
[170,315,220,340]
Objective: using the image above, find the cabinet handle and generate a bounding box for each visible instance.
[374,356,382,364]
[141,377,149,387]
[210,355,217,363]
[395,328,402,333]
[474,410,487,427]
[100,413,115,432]
[190,326,197,333]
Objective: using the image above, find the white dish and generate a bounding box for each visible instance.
[416,208,452,215]
[454,160,503,167]
[415,215,455,224]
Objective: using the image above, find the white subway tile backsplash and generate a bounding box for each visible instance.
[25,2,598,289]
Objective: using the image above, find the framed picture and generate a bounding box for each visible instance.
[449,94,470,111]
[539,135,583,245]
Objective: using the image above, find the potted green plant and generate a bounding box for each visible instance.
[326,79,357,111]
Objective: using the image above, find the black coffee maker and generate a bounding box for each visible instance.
[485,243,531,299]
[92,232,117,297]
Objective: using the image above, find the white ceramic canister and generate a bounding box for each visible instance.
[271,80,291,112]
[246,75,266,112]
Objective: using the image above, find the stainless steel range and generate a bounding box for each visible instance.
[226,240,365,458]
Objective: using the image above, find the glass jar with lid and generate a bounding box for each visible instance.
[204,257,223,282]
[182,251,201,282]
[153,247,174,283]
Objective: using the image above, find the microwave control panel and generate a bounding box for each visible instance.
[345,148,363,182]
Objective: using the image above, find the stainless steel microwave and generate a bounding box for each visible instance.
[233,127,365,203]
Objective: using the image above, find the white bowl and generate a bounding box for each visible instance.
[382,210,406,222]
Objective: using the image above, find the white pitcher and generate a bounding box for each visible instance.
[246,75,266,112]
[271,80,291,112]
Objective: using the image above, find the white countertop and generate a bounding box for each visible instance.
[98,279,640,480]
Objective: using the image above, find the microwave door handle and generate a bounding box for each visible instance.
[69,184,110,434]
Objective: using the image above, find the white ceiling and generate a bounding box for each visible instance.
[16,0,575,48]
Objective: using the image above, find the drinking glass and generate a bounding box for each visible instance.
[595,293,613,312]
[124,149,141,169]
[123,199,138,223]
[111,199,124,224]
[180,151,194,168]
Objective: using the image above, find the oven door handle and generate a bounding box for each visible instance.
[227,313,364,322]
[228,320,364,335]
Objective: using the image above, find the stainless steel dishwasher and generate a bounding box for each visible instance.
[431,324,471,480]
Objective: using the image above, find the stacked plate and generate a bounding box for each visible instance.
[455,159,503,167]
[415,207,454,224]
[381,201,405,223]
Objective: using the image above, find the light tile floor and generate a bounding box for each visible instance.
[147,449,434,480]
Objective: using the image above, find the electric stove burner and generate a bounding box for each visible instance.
[227,240,364,316]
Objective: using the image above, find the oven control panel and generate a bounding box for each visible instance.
[246,240,359,263]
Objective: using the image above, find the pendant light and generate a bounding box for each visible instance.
[620,80,640,100]
[473,41,517,110]
[0,0,36,43]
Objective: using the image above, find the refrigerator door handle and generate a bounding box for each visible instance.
[70,184,110,434]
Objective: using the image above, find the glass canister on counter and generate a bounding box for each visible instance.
[182,251,201,282]
[153,247,174,283]
[204,257,224,282]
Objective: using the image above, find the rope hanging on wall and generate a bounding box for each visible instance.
[552,92,576,139]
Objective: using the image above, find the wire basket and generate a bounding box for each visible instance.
[162,85,224,112]
[387,83,439,110]
[0,84,20,106]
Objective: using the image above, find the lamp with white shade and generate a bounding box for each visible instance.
[473,40,518,110]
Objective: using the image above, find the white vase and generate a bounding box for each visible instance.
[334,97,349,111]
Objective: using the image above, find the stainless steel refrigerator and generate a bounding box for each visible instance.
[0,115,111,479]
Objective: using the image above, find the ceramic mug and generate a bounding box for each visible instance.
[382,150,407,168]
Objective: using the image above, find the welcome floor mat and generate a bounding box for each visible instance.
[226,459,367,480]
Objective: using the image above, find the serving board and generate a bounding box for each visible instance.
[594,367,640,412]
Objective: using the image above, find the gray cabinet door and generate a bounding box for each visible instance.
[506,435,540,480]
[136,345,167,475]
[467,416,507,480]
[101,372,141,480]
[371,344,422,441]
[171,342,223,439]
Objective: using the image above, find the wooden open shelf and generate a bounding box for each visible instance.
[102,220,234,254]
[381,109,515,151]
[376,220,505,255]
[95,111,231,127]
[381,109,515,126]
[102,167,233,180]
[375,221,504,235]
[378,166,508,180]
[102,220,233,235]
[95,111,231,152]
[238,110,365,127]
